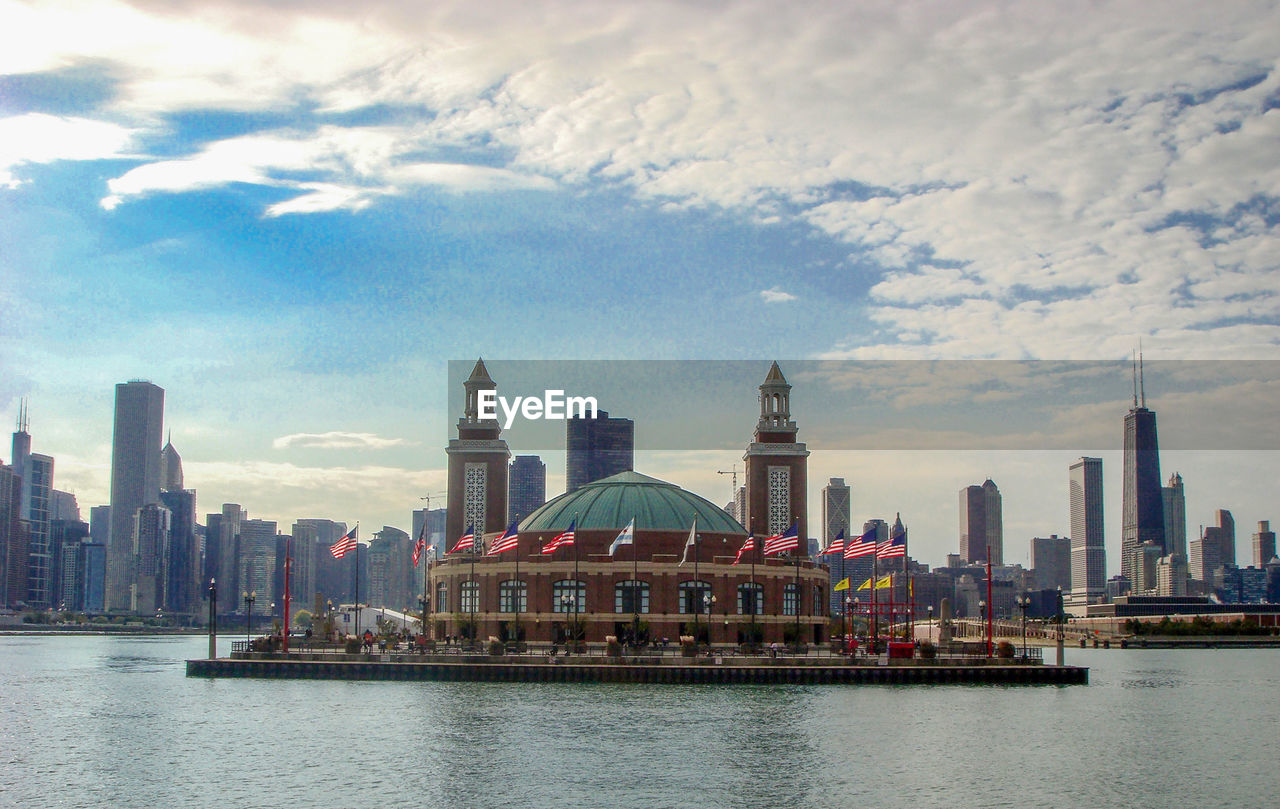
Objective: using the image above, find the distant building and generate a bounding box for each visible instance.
[237,519,278,611]
[1218,565,1267,604]
[1161,473,1186,559]
[508,455,547,525]
[1106,575,1131,601]
[50,490,80,522]
[1207,509,1236,568]
[1188,531,1219,590]
[445,360,510,543]
[1156,554,1188,597]
[1121,374,1165,586]
[132,502,171,613]
[106,380,165,612]
[160,434,183,492]
[959,479,1002,565]
[821,478,851,550]
[1069,457,1106,603]
[50,519,89,610]
[296,518,351,605]
[1030,535,1071,591]
[213,504,245,613]
[367,526,412,610]
[159,489,199,614]
[1135,540,1163,593]
[1252,521,1276,568]
[566,409,633,493]
[743,363,809,541]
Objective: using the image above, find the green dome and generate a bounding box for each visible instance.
[520,471,747,535]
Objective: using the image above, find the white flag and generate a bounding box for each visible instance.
[609,519,635,556]
[680,517,698,565]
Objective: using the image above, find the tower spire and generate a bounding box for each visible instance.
[1139,340,1145,408]
[1131,350,1138,408]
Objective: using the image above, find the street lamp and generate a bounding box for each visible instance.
[560,593,576,649]
[243,590,256,646]
[1017,594,1031,660]
[703,593,716,647]
[207,578,217,660]
[979,599,989,657]
[927,604,934,646]
[843,596,853,654]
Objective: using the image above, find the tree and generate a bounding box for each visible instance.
[292,609,313,629]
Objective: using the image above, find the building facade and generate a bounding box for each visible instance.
[1121,395,1165,587]
[959,479,1002,565]
[508,455,547,525]
[1031,534,1071,591]
[1069,456,1105,603]
[1253,521,1276,567]
[445,360,511,546]
[106,380,165,611]
[821,478,851,549]
[743,363,809,542]
[566,410,634,493]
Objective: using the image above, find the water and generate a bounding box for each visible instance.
[2,635,1277,808]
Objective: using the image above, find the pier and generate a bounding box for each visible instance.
[186,650,1087,685]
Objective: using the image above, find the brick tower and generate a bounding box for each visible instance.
[743,362,809,543]
[445,359,511,549]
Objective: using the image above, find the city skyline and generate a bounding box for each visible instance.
[3,2,1279,574]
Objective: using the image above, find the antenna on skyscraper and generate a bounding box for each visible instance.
[16,398,29,432]
[1138,339,1145,407]
[1131,350,1138,408]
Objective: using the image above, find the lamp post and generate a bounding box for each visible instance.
[560,593,576,650]
[843,596,853,655]
[1017,594,1030,660]
[979,599,989,657]
[1056,585,1065,666]
[207,578,217,660]
[243,590,256,647]
[270,602,276,637]
[852,597,860,656]
[927,604,934,646]
[703,593,716,648]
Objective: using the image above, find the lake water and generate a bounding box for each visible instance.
[2,635,1277,808]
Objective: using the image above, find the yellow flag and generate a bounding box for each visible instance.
[875,574,893,589]
[834,578,850,591]
[856,577,873,591]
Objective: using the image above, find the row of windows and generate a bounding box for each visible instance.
[436,580,824,616]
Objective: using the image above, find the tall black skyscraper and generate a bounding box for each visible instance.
[566,410,633,493]
[508,455,546,524]
[1121,358,1165,587]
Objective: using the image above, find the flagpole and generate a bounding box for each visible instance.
[571,512,579,648]
[353,523,361,637]
[871,528,878,653]
[514,535,521,649]
[904,527,912,642]
[693,516,700,647]
[283,536,291,653]
[631,515,639,648]
[793,538,801,649]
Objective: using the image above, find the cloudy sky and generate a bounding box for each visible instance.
[2,0,1278,569]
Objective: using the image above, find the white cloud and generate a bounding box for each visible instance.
[0,113,134,187]
[760,287,797,304]
[7,0,1280,357]
[272,431,414,450]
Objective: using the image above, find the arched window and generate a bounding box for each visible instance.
[499,580,527,613]
[814,585,825,616]
[678,580,712,614]
[435,581,448,613]
[552,579,586,613]
[738,583,764,615]
[614,580,650,614]
[460,580,478,613]
[783,583,798,616]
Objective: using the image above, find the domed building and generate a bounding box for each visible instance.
[428,360,828,647]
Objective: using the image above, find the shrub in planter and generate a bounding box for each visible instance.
[996,640,1015,659]
[679,635,697,658]
[919,640,937,660]
[605,635,622,657]
[344,636,361,654]
[487,636,504,656]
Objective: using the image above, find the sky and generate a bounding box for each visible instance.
[2,0,1279,571]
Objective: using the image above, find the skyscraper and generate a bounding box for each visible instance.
[1162,472,1186,559]
[1253,521,1276,567]
[1069,457,1106,603]
[11,403,56,609]
[566,410,634,493]
[159,488,198,614]
[1121,362,1165,587]
[132,502,171,613]
[1031,535,1071,591]
[106,380,164,611]
[0,462,26,609]
[1201,509,1235,572]
[959,479,1002,565]
[238,519,277,610]
[821,478,851,549]
[160,433,184,492]
[508,455,547,525]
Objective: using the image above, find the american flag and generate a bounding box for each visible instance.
[762,521,799,556]
[877,530,906,559]
[821,529,845,556]
[412,540,435,567]
[449,525,476,554]
[732,535,756,565]
[329,526,357,559]
[412,519,429,566]
[487,520,520,555]
[845,528,877,558]
[542,519,575,554]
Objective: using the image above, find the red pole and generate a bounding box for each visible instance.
[282,537,291,653]
[985,550,993,658]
